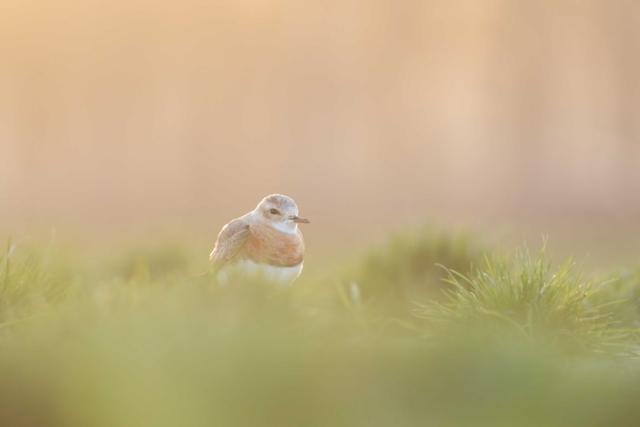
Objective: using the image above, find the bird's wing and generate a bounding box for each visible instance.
[209,216,251,267]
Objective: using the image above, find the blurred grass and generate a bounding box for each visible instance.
[346,229,484,319]
[0,230,639,427]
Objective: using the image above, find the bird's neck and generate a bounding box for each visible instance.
[251,212,298,235]
[272,221,298,234]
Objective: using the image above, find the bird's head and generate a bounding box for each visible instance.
[255,194,310,233]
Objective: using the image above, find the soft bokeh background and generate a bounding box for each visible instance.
[1,0,639,255]
[2,4,640,426]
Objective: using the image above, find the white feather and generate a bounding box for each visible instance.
[217,259,303,286]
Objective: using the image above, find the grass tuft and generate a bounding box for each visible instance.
[417,248,635,353]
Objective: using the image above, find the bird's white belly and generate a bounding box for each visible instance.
[217,259,303,286]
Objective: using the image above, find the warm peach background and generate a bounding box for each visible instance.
[1,1,639,245]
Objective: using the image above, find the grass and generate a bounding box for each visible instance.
[348,229,483,317]
[417,248,635,353]
[0,231,639,427]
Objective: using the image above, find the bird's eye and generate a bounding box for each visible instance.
[269,208,280,215]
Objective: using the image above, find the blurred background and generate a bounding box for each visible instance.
[2,4,640,426]
[1,0,639,256]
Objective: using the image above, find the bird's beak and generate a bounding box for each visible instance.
[290,215,310,224]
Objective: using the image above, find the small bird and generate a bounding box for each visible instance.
[210,194,309,286]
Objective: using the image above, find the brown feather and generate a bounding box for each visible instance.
[243,222,305,267]
[209,215,251,267]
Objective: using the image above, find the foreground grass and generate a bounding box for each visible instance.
[0,232,639,427]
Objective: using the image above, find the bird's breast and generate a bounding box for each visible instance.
[244,223,305,267]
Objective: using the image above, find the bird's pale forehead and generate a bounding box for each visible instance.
[263,195,296,209]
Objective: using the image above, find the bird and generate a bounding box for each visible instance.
[210,194,309,286]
